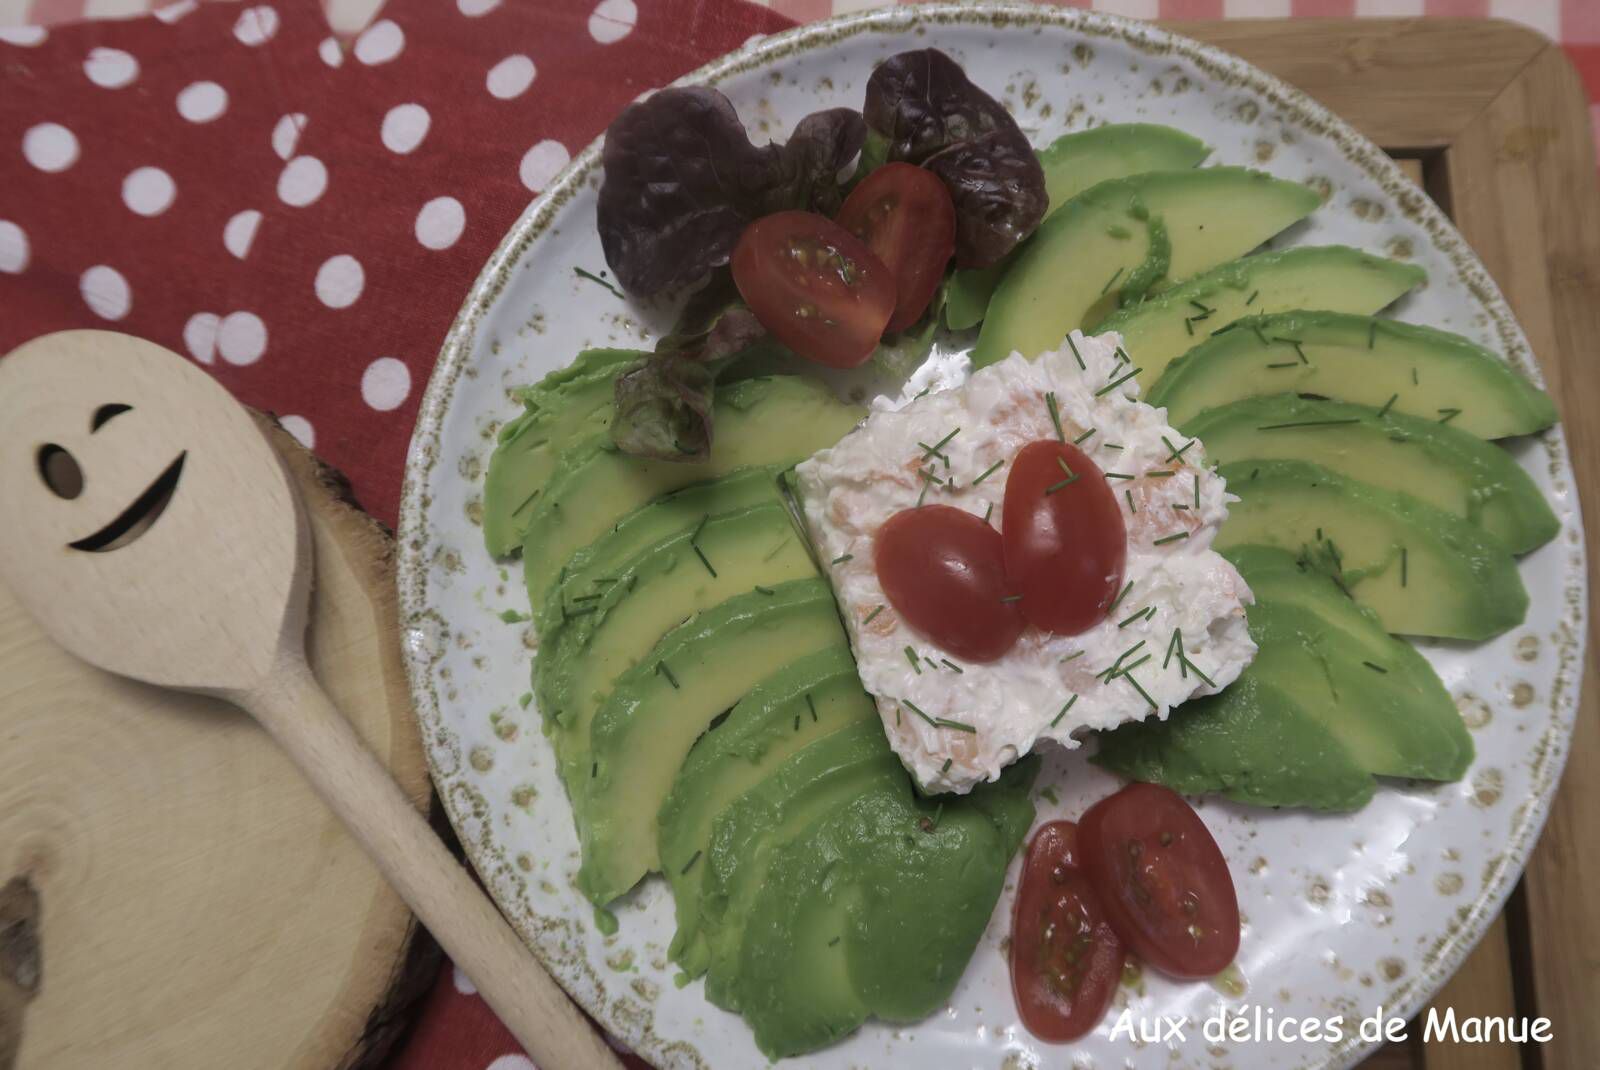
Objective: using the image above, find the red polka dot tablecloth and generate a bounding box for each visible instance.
[3,1,1599,1068]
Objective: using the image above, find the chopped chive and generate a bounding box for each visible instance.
[940,658,964,674]
[1115,346,1133,365]
[1363,661,1389,674]
[1189,299,1214,315]
[690,512,710,544]
[565,604,599,618]
[1105,471,1135,481]
[1045,475,1080,495]
[570,592,603,603]
[804,693,819,723]
[693,544,718,577]
[1163,436,1195,463]
[1266,361,1300,369]
[935,717,978,734]
[1163,627,1184,669]
[656,661,679,689]
[863,605,885,625]
[918,467,943,486]
[1377,393,1398,418]
[925,656,940,670]
[941,758,953,774]
[1050,695,1079,728]
[972,459,1005,485]
[983,502,995,524]
[1252,324,1270,347]
[754,584,775,595]
[1412,367,1419,385]
[1046,391,1065,442]
[574,265,625,299]
[1146,469,1176,478]
[592,761,598,779]
[1437,407,1462,424]
[1124,672,1160,710]
[1073,427,1096,445]
[905,646,922,674]
[1057,455,1073,475]
[1125,488,1136,513]
[794,714,800,731]
[1246,289,1259,305]
[1100,266,1125,294]
[829,935,842,947]
[1400,546,1408,587]
[916,481,930,508]
[1153,531,1190,545]
[680,849,702,875]
[1274,337,1308,364]
[1061,650,1086,663]
[1104,443,1125,451]
[831,553,853,564]
[1194,473,1201,508]
[1001,594,1023,603]
[1184,317,1195,337]
[1095,366,1142,397]
[1067,334,1086,369]
[1257,418,1364,431]
[1173,503,1191,510]
[1108,580,1135,614]
[921,427,960,458]
[915,386,932,400]
[903,699,937,727]
[1118,606,1153,628]
[1110,653,1153,680]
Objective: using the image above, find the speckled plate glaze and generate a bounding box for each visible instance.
[397,6,1587,1067]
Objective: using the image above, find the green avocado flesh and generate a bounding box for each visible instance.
[945,123,1210,330]
[540,501,819,824]
[1094,247,1424,386]
[660,646,876,977]
[481,348,641,557]
[1183,394,1557,554]
[1217,459,1528,640]
[1094,545,1473,809]
[575,579,846,903]
[972,167,1320,366]
[518,376,862,607]
[1148,311,1558,439]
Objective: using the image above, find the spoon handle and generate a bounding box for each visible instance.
[242,654,624,1070]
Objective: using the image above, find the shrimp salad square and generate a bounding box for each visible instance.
[793,332,1257,793]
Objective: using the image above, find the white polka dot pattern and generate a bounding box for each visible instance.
[224,209,263,259]
[280,415,315,449]
[272,113,307,160]
[415,197,466,250]
[22,123,79,173]
[122,166,176,216]
[314,254,365,308]
[84,47,139,89]
[361,357,410,411]
[381,104,431,155]
[217,311,268,365]
[588,0,637,44]
[80,265,131,321]
[354,19,405,65]
[0,221,28,274]
[458,0,501,16]
[176,81,228,123]
[233,5,280,47]
[183,311,220,364]
[0,26,47,46]
[519,140,569,193]
[486,55,536,100]
[277,155,328,207]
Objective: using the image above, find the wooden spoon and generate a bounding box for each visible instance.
[0,330,622,1070]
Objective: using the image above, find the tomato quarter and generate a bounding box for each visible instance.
[731,211,896,369]
[873,504,1025,662]
[1011,821,1125,1043]
[1001,439,1127,636]
[1078,783,1241,980]
[835,163,957,333]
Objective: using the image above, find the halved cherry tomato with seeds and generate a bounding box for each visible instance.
[1078,782,1241,980]
[1011,821,1126,1042]
[731,210,896,369]
[835,162,957,332]
[873,504,1024,662]
[1001,439,1127,637]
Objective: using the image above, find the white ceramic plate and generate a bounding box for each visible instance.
[396,6,1587,1067]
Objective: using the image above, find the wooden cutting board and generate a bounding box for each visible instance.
[0,417,438,1070]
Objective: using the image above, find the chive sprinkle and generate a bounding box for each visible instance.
[1126,488,1136,513]
[863,605,885,625]
[1184,317,1195,337]
[1438,407,1462,424]
[1252,324,1270,346]
[1412,367,1419,386]
[1163,627,1184,669]
[1100,266,1125,294]
[1000,594,1023,603]
[1377,393,1398,418]
[565,604,599,618]
[941,758,953,775]
[754,585,775,595]
[1163,436,1195,463]
[1153,531,1190,545]
[1189,299,1214,315]
[1193,473,1201,508]
[1124,672,1159,710]
[1363,661,1389,674]
[657,661,679,689]
[972,459,1005,485]
[1067,334,1086,369]
[1073,427,1096,445]
[574,266,625,299]
[1046,391,1065,441]
[983,502,995,524]
[693,544,718,577]
[903,699,937,727]
[1095,366,1142,397]
[794,713,801,732]
[905,646,923,674]
[916,481,930,508]
[1115,346,1133,365]
[1108,580,1135,614]
[1118,606,1154,628]
[941,658,964,674]
[1246,289,1259,305]
[680,849,702,875]
[1257,418,1363,431]
[1050,695,1079,728]
[922,427,960,458]
[1105,471,1135,480]
[1061,650,1086,663]
[936,717,978,734]
[829,935,842,947]
[1400,546,1408,587]
[1146,469,1176,478]
[570,592,603,603]
[1183,656,1216,687]
[831,553,853,564]
[1266,361,1300,369]
[1045,475,1080,494]
[1110,653,1153,681]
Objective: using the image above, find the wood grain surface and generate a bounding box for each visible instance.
[0,416,438,1070]
[1169,18,1598,1070]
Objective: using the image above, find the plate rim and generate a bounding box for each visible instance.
[395,5,1590,1067]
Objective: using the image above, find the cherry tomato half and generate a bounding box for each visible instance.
[835,162,957,333]
[731,211,896,369]
[1011,821,1126,1043]
[874,504,1025,662]
[1078,783,1241,980]
[1001,439,1127,636]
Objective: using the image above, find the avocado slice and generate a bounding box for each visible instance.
[1217,459,1527,640]
[946,124,1210,329]
[481,347,641,557]
[660,646,876,977]
[1149,311,1558,438]
[972,168,1320,366]
[1096,544,1473,808]
[1095,247,1424,384]
[1184,394,1557,554]
[519,376,862,607]
[540,501,821,822]
[725,758,1038,1059]
[575,579,848,904]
